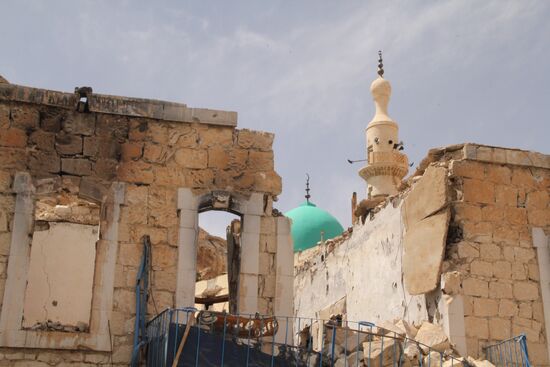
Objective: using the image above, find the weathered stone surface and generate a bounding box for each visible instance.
[403,209,450,295]
[362,338,400,367]
[55,133,83,155]
[403,165,448,229]
[174,148,207,169]
[197,227,227,281]
[61,158,92,176]
[415,322,450,353]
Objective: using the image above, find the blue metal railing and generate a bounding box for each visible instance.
[145,308,468,367]
[484,334,531,367]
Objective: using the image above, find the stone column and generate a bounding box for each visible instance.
[533,227,550,363]
[175,188,199,308]
[274,216,294,344]
[0,172,34,333]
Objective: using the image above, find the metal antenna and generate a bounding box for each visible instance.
[378,50,384,78]
[347,158,368,164]
[305,173,311,203]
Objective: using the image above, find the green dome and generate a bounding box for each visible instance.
[285,201,344,252]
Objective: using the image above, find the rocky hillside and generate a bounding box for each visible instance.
[197,227,227,281]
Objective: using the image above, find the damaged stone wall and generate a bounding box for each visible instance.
[0,81,293,365]
[442,144,550,365]
[294,143,550,366]
[294,192,430,326]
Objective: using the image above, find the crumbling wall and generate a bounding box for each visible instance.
[294,143,550,366]
[294,195,429,326]
[0,82,292,365]
[444,145,550,365]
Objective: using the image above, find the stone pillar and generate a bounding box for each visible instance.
[274,216,294,344]
[238,193,264,314]
[0,172,34,333]
[175,188,199,308]
[533,227,550,363]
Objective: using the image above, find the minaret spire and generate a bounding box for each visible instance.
[358,51,409,198]
[377,50,384,78]
[305,173,311,203]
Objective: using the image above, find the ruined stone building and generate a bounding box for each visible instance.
[0,53,548,366]
[292,58,550,366]
[0,76,294,365]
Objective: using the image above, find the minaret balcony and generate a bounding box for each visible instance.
[358,151,409,180]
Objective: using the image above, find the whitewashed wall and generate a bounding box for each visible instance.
[294,198,428,326]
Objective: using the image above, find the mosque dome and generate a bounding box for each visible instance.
[285,201,344,252]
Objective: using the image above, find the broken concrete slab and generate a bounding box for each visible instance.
[402,165,448,230]
[403,209,451,295]
[414,322,451,353]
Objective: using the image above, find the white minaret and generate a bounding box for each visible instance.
[359,52,409,198]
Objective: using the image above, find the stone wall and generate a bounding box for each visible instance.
[0,82,293,365]
[443,144,550,365]
[294,143,550,366]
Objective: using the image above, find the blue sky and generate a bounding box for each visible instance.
[2,1,549,236]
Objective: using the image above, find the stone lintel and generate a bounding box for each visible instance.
[0,83,237,127]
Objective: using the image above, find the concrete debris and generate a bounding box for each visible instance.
[414,321,451,353]
[306,318,494,367]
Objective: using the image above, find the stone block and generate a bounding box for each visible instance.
[79,177,107,203]
[463,221,493,243]
[248,150,274,171]
[174,148,207,169]
[495,185,517,207]
[29,130,55,151]
[11,105,40,129]
[518,302,532,319]
[237,129,274,151]
[470,260,493,277]
[514,247,535,263]
[55,133,83,155]
[117,161,154,184]
[479,243,501,260]
[457,242,479,258]
[200,126,234,147]
[403,166,448,229]
[492,261,511,279]
[489,281,513,299]
[493,225,519,246]
[254,171,282,194]
[498,299,517,317]
[453,203,482,222]
[61,158,92,176]
[463,278,489,297]
[473,298,498,317]
[403,209,450,295]
[505,208,527,225]
[362,338,400,367]
[528,209,550,227]
[485,165,511,184]
[464,316,488,339]
[63,112,95,135]
[480,206,505,222]
[463,178,495,204]
[513,281,540,301]
[121,142,143,161]
[511,168,538,189]
[28,150,61,173]
[0,128,27,147]
[143,143,169,163]
[415,322,451,353]
[207,148,229,168]
[441,271,462,295]
[95,114,129,140]
[526,190,549,209]
[511,263,527,280]
[450,160,485,179]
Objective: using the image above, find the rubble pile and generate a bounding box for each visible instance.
[296,317,496,367]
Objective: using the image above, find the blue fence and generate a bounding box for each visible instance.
[145,308,467,367]
[484,334,531,367]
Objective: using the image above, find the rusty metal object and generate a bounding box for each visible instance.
[196,311,278,338]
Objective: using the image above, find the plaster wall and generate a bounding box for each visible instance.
[23,222,98,329]
[294,199,428,326]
